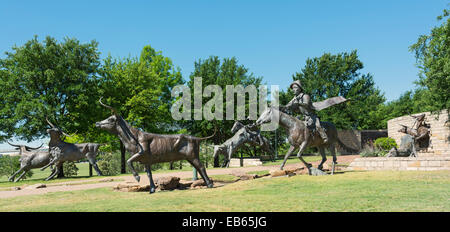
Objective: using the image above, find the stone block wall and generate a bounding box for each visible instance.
[336,130,387,154]
[387,110,449,156]
[347,156,450,171]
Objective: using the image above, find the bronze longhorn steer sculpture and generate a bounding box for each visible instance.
[96,98,215,194]
[6,141,48,182]
[213,121,274,168]
[255,107,357,174]
[40,118,104,180]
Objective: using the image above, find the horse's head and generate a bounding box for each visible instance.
[231,121,244,134]
[256,107,275,126]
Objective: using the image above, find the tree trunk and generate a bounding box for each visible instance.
[120,141,126,174]
[57,166,65,178]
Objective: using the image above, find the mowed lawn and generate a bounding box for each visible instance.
[0,170,449,212]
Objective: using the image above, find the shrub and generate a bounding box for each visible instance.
[360,141,386,157]
[374,137,397,151]
[97,152,121,176]
[0,155,33,179]
[63,162,79,177]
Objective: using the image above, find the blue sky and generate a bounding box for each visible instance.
[0,0,448,148]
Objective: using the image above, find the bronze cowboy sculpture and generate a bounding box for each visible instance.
[280,80,329,143]
[257,80,350,174]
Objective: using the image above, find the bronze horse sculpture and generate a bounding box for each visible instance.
[255,107,355,174]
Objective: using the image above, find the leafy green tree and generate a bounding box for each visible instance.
[0,36,101,141]
[377,88,434,128]
[97,45,183,172]
[185,56,263,143]
[410,9,450,112]
[287,50,386,130]
[184,56,263,166]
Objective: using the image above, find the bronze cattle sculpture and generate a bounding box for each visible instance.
[41,118,104,180]
[96,98,215,194]
[6,141,48,182]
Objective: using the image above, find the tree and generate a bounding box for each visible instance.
[0,36,101,142]
[410,9,450,112]
[185,56,263,141]
[183,56,263,166]
[97,45,183,172]
[288,50,386,130]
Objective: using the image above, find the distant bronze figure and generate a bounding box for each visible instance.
[398,114,431,150]
[96,98,214,194]
[6,141,48,182]
[213,121,274,168]
[386,134,415,157]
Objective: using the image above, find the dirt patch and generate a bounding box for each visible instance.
[0,155,359,198]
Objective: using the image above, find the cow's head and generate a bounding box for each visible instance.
[96,98,121,134]
[46,117,70,141]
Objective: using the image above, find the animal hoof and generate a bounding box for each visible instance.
[149,188,156,194]
[134,175,140,182]
[207,183,214,188]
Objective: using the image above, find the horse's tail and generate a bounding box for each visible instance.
[336,138,359,154]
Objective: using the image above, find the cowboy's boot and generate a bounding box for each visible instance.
[318,127,328,143]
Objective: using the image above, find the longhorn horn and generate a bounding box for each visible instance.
[25,143,44,150]
[46,116,56,128]
[46,116,71,137]
[6,140,22,148]
[99,97,118,115]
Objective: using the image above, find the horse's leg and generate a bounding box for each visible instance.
[188,158,213,188]
[280,145,296,170]
[144,164,156,194]
[329,143,337,175]
[296,141,312,169]
[318,147,327,170]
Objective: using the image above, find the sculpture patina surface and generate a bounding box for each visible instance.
[7,141,49,182]
[213,121,274,168]
[41,118,104,180]
[262,80,350,174]
[96,98,214,194]
[256,107,355,174]
[281,80,348,145]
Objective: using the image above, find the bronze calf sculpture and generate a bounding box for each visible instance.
[96,98,215,194]
[7,141,48,182]
[41,118,104,180]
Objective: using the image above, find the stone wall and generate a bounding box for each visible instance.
[347,156,450,171]
[387,110,449,156]
[336,130,387,154]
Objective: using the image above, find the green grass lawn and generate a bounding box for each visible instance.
[1,170,449,212]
